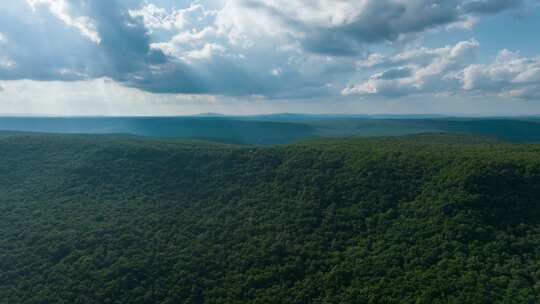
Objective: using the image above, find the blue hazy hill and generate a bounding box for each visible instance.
[1,115,540,144]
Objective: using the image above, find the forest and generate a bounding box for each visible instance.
[2,116,540,144]
[1,132,540,303]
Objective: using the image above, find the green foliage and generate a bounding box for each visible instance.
[0,133,539,303]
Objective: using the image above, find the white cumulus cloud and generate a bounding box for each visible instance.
[344,43,540,101]
[343,39,480,97]
[129,3,216,32]
[462,49,540,99]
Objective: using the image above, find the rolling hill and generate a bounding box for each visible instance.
[2,116,540,144]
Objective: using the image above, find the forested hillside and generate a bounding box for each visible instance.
[1,133,540,303]
[2,116,540,144]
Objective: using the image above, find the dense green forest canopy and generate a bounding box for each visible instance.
[1,133,540,303]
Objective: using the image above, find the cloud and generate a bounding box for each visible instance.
[88,1,168,74]
[461,0,524,14]
[270,68,282,76]
[184,43,226,60]
[216,0,524,56]
[142,4,224,62]
[129,3,181,31]
[0,1,170,81]
[127,0,524,97]
[125,1,340,96]
[446,15,479,30]
[0,0,534,102]
[377,67,413,80]
[462,49,540,99]
[129,3,216,32]
[0,5,101,81]
[0,57,15,69]
[343,39,480,97]
[0,33,14,69]
[344,43,540,101]
[27,0,101,44]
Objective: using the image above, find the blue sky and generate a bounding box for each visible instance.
[0,0,539,115]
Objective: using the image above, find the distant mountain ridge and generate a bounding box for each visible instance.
[194,112,226,117]
[1,116,540,144]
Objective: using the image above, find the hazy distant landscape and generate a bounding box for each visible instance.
[2,115,540,144]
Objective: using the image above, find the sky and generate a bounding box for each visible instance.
[0,0,539,116]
